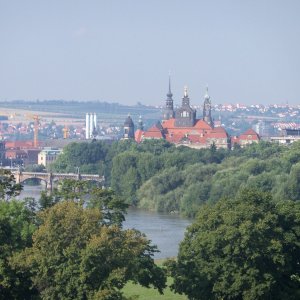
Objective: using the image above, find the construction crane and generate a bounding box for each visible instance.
[25,114,41,148]
[63,125,69,139]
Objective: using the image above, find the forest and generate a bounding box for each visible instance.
[52,139,300,217]
[1,140,300,299]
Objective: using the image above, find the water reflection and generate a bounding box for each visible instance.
[19,184,192,258]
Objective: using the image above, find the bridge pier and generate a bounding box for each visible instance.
[47,173,53,192]
[14,168,22,184]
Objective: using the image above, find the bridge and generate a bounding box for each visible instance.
[11,169,105,191]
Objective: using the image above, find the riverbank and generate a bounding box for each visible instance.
[19,184,192,259]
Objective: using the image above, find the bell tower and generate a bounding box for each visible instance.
[162,75,175,121]
[123,115,135,139]
[203,86,213,127]
[174,86,196,127]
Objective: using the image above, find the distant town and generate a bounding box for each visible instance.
[1,88,300,169]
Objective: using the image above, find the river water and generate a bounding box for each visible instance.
[20,184,192,259]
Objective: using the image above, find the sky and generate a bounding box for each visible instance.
[1,0,300,106]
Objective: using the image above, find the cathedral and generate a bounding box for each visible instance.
[124,78,259,149]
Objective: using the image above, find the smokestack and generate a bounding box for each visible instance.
[85,113,90,140]
[93,113,97,136]
[89,112,94,138]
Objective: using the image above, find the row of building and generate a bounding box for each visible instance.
[123,80,260,149]
[0,140,61,168]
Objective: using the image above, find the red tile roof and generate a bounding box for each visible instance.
[239,128,260,141]
[142,124,164,139]
[194,119,213,130]
[142,118,230,148]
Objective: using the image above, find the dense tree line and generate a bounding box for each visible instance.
[52,139,300,217]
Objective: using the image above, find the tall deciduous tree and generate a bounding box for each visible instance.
[14,201,166,299]
[169,189,300,300]
[0,169,22,201]
[88,188,128,227]
[0,200,37,299]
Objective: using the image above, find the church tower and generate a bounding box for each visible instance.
[174,86,196,127]
[123,115,135,139]
[162,76,175,121]
[203,86,213,127]
[138,115,144,130]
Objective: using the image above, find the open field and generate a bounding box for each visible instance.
[123,259,187,300]
[0,102,161,127]
[123,278,187,300]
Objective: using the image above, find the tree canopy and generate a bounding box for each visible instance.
[13,201,166,299]
[50,139,300,217]
[0,200,37,299]
[169,189,300,300]
[0,170,166,299]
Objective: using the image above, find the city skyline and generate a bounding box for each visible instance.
[1,0,300,106]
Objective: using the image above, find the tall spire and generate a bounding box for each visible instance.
[163,74,175,120]
[203,85,213,127]
[204,85,210,101]
[167,73,173,98]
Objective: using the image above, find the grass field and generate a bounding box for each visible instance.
[122,259,187,300]
[122,278,187,300]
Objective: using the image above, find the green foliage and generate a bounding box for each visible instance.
[0,200,38,299]
[0,169,22,201]
[123,277,187,300]
[24,164,45,172]
[14,201,166,299]
[136,141,300,216]
[169,189,300,300]
[52,141,110,174]
[50,139,300,217]
[285,162,300,201]
[88,188,128,227]
[38,190,59,210]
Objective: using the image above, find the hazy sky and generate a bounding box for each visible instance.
[1,0,300,106]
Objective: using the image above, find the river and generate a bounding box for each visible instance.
[19,184,192,259]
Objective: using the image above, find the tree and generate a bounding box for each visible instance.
[24,164,45,172]
[38,190,59,210]
[169,189,300,300]
[14,201,166,299]
[56,178,90,203]
[285,162,300,201]
[0,200,38,299]
[0,169,22,201]
[88,188,128,227]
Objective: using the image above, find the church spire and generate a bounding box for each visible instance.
[167,74,172,97]
[163,74,175,121]
[204,85,210,100]
[203,85,213,127]
[166,74,173,99]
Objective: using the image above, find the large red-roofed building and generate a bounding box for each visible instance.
[125,79,260,149]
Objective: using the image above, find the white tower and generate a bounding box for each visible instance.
[89,113,94,138]
[93,113,97,134]
[85,113,90,140]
